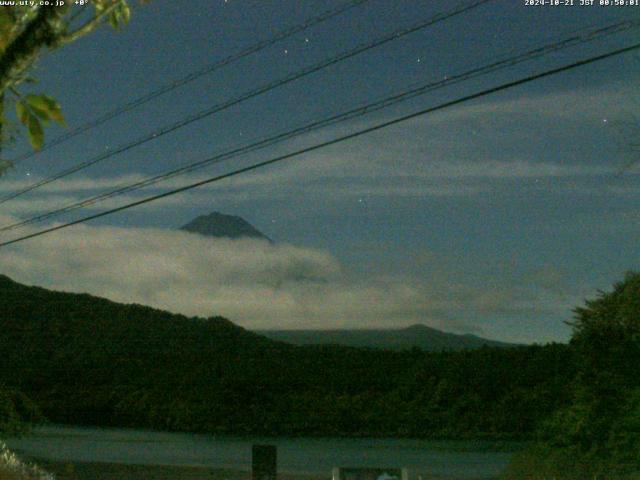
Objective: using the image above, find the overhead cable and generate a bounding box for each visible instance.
[1,41,637,248]
[0,0,493,205]
[2,18,636,233]
[9,0,372,163]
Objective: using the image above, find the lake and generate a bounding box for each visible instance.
[5,425,519,479]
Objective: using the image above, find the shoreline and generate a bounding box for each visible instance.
[23,458,330,480]
[23,457,493,480]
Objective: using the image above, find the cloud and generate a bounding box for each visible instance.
[0,154,624,219]
[0,84,629,344]
[0,220,437,330]
[0,81,636,221]
[0,213,583,343]
[419,83,638,125]
[0,173,150,193]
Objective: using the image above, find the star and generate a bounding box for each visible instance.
[284,49,288,55]
[416,58,421,63]
[602,118,608,123]
[304,38,310,43]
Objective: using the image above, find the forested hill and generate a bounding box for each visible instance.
[0,272,274,372]
[0,274,574,439]
[257,324,515,351]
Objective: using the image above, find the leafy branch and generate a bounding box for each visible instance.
[58,0,132,46]
[13,90,65,151]
[0,1,143,165]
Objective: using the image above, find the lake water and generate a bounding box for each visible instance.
[5,425,517,479]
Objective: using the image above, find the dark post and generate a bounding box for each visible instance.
[252,444,277,480]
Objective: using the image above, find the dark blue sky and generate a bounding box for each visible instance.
[0,0,638,342]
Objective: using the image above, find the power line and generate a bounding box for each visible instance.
[0,0,493,206]
[2,18,636,233]
[1,42,637,249]
[9,0,372,163]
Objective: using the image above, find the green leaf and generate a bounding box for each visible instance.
[108,10,119,29]
[25,94,65,125]
[108,2,130,30]
[120,3,131,25]
[26,113,44,150]
[15,100,28,125]
[25,94,49,114]
[93,0,106,14]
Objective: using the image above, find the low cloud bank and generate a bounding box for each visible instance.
[0,217,576,341]
[0,220,441,330]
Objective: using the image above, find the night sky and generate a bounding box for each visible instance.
[0,0,638,343]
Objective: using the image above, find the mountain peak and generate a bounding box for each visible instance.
[404,323,436,332]
[257,325,515,352]
[180,211,271,241]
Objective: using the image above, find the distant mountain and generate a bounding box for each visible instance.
[180,211,271,241]
[256,324,515,351]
